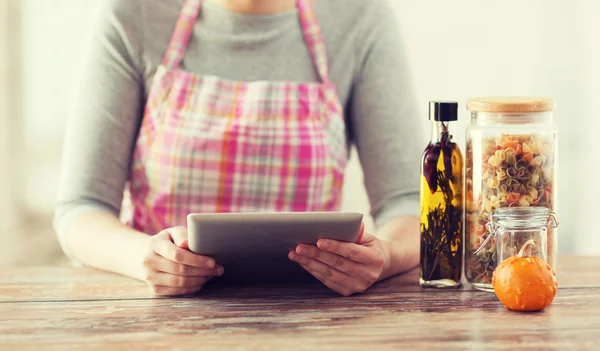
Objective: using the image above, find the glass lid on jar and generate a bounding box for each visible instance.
[491,207,558,230]
[467,97,556,113]
[474,207,559,255]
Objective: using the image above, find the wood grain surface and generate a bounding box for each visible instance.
[1,256,599,350]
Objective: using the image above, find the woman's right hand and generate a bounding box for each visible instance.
[141,226,224,296]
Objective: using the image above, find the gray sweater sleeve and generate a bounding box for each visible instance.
[348,5,425,228]
[54,0,144,252]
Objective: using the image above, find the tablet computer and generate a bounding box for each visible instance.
[187,212,363,265]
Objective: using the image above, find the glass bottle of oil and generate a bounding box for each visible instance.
[420,101,463,288]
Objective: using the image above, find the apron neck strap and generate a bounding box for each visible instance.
[161,0,203,68]
[162,0,331,84]
[296,0,331,83]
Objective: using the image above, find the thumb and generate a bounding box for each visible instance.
[168,227,189,249]
[358,232,378,246]
[356,221,366,244]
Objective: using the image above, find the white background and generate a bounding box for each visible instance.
[2,0,599,262]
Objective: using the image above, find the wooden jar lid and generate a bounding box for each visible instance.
[466,97,555,113]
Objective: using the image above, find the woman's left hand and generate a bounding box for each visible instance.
[288,224,390,296]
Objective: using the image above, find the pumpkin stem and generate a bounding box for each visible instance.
[518,239,536,258]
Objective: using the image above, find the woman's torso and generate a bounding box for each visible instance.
[125,0,350,232]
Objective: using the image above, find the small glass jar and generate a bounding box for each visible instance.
[464,97,558,291]
[475,207,559,274]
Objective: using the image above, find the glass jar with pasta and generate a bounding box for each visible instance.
[465,97,558,292]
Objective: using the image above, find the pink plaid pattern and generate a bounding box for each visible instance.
[124,0,348,234]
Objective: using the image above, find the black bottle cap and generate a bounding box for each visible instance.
[429,101,458,121]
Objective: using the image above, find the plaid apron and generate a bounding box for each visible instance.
[124,0,348,234]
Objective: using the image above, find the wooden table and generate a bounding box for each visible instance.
[1,256,599,350]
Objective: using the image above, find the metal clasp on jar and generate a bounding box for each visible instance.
[546,212,559,229]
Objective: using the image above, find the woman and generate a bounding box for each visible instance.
[55,0,424,296]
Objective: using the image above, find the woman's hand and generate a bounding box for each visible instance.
[288,224,390,296]
[141,226,224,296]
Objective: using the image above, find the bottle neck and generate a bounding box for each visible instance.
[430,121,454,143]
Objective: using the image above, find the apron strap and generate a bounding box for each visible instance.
[161,0,203,68]
[297,0,331,84]
[163,0,331,84]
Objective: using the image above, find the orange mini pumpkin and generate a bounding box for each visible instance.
[492,239,558,311]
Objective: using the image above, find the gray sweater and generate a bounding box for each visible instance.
[55,0,425,247]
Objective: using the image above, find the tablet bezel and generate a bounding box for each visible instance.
[187,212,364,264]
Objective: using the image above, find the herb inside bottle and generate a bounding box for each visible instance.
[420,102,463,288]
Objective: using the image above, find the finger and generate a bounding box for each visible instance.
[290,251,366,295]
[167,226,189,249]
[144,253,224,277]
[147,271,212,288]
[289,251,360,288]
[151,285,205,297]
[152,239,215,268]
[301,264,352,296]
[295,261,354,297]
[316,239,381,265]
[295,245,376,282]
